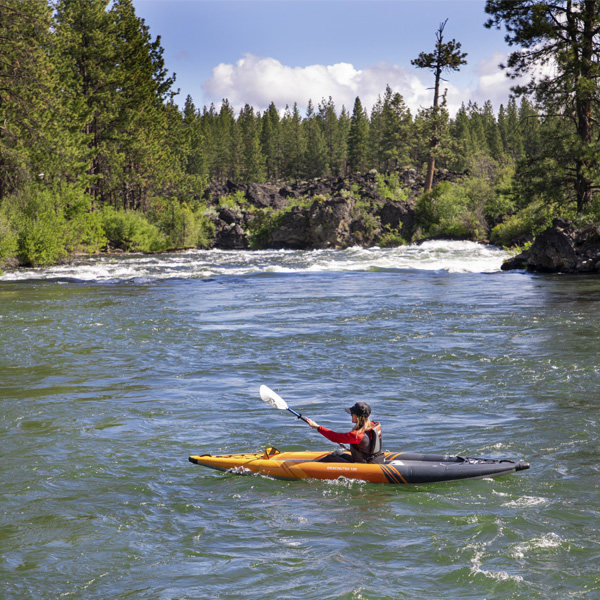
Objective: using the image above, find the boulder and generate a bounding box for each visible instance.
[269,208,310,249]
[526,221,578,272]
[307,197,355,248]
[213,221,248,249]
[378,200,417,239]
[502,218,600,273]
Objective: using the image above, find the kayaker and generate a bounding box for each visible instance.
[305,401,384,464]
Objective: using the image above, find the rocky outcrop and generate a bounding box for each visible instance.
[502,217,600,273]
[202,170,440,250]
[269,196,358,249]
[377,200,417,240]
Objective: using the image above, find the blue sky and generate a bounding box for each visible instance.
[132,0,514,116]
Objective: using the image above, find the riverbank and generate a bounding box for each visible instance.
[3,169,600,275]
[189,173,600,274]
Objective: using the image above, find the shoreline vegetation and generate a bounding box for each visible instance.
[3,1,600,275]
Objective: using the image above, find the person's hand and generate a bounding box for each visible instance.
[305,418,319,430]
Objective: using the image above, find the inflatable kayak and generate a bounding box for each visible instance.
[188,447,530,485]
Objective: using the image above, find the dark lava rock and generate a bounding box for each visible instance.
[502,218,600,273]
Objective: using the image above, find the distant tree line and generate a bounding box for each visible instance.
[180,92,541,186]
[1,0,600,269]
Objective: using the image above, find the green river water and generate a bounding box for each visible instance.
[1,242,598,599]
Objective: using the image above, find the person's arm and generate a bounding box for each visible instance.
[315,426,363,445]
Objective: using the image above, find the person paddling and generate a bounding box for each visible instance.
[305,402,384,464]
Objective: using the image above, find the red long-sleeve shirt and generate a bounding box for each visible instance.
[317,426,365,445]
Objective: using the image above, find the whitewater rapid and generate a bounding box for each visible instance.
[0,241,510,282]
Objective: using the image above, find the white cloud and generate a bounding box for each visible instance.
[470,49,559,109]
[201,52,521,117]
[203,53,435,115]
[472,52,516,108]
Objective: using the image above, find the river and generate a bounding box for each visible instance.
[1,241,598,599]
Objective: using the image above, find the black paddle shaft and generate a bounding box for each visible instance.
[287,407,309,424]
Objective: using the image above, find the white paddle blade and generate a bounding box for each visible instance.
[259,385,289,410]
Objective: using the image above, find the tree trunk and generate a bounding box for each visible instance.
[425,153,435,192]
[575,160,593,213]
[572,0,595,212]
[424,62,442,193]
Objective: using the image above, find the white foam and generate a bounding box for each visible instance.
[469,544,524,582]
[1,241,510,282]
[502,495,547,508]
[512,533,565,559]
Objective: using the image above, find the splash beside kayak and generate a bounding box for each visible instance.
[188,448,530,485]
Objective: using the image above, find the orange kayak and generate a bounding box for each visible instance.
[188,447,530,485]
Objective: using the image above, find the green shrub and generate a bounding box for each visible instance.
[1,183,109,266]
[573,195,600,228]
[100,206,167,252]
[351,199,380,241]
[219,191,249,211]
[151,199,196,249]
[61,187,106,255]
[21,217,67,266]
[195,209,216,249]
[415,180,488,241]
[375,173,408,201]
[247,208,284,249]
[490,201,553,247]
[484,167,517,222]
[0,209,18,268]
[3,186,69,266]
[149,198,216,249]
[377,226,406,248]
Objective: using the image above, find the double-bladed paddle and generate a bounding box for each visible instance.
[259,385,348,449]
[259,385,310,424]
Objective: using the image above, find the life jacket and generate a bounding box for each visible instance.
[350,421,383,464]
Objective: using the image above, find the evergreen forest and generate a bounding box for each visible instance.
[2,0,600,269]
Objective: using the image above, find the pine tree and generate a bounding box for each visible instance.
[280,103,306,180]
[347,97,370,173]
[200,104,218,182]
[482,100,503,160]
[238,104,266,182]
[261,102,281,181]
[53,0,177,208]
[369,94,385,171]
[517,99,541,160]
[467,102,487,156]
[53,0,117,204]
[0,0,55,197]
[303,100,328,178]
[317,96,345,175]
[410,109,433,168]
[503,98,525,162]
[380,85,412,171]
[183,95,207,177]
[448,103,474,172]
[337,105,351,176]
[412,19,467,191]
[212,100,238,182]
[109,0,178,208]
[486,0,600,212]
